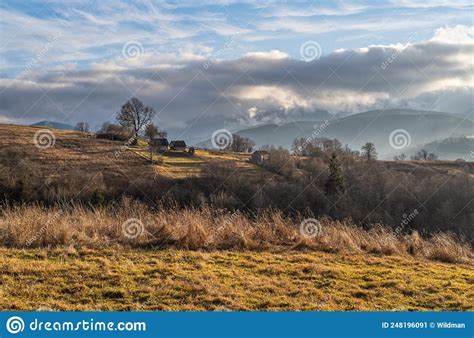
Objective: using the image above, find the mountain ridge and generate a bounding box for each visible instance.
[31,120,76,131]
[196,109,473,159]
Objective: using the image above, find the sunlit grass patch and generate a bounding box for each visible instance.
[0,249,472,311]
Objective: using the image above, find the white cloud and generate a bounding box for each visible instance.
[431,25,474,44]
[244,50,288,60]
[390,0,473,9]
[0,18,472,138]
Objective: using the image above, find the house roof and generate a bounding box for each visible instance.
[170,140,186,147]
[152,138,169,146]
[253,150,269,155]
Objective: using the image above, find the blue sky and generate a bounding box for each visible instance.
[0,0,473,136]
[1,0,473,75]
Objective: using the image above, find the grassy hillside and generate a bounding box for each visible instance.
[0,123,156,185]
[1,123,470,183]
[1,248,472,311]
[0,123,262,182]
[132,146,260,179]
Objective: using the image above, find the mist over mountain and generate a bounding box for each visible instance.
[167,109,332,145]
[196,109,473,159]
[403,136,474,161]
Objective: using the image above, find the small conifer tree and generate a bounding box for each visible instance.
[325,152,345,196]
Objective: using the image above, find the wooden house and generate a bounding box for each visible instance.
[170,140,187,152]
[150,138,169,152]
[251,150,270,164]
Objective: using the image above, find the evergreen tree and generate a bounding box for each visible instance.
[325,152,345,196]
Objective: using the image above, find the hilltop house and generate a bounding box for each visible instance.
[251,150,270,164]
[150,138,169,152]
[170,140,187,152]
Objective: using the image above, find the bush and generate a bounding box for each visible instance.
[96,122,132,141]
[90,190,105,207]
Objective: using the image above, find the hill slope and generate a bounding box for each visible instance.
[0,124,263,190]
[403,136,474,161]
[31,121,76,130]
[0,124,157,195]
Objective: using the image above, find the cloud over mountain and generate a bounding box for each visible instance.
[0,24,472,139]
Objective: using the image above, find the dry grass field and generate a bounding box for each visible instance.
[0,123,264,181]
[0,123,473,311]
[1,202,472,264]
[0,124,157,192]
[0,202,473,311]
[1,248,472,311]
[133,143,263,179]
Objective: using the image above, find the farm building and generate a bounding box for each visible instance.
[170,140,187,152]
[150,138,169,152]
[251,150,270,164]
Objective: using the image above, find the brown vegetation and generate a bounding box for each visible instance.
[0,123,472,244]
[0,200,472,264]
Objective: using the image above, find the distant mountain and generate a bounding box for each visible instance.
[170,110,332,146]
[197,109,474,159]
[402,136,474,161]
[31,121,76,131]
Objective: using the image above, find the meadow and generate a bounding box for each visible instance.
[2,248,472,311]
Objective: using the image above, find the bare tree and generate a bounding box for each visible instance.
[97,122,131,141]
[413,149,428,160]
[116,97,155,143]
[393,153,406,161]
[412,149,438,161]
[144,123,158,142]
[157,129,167,139]
[144,123,159,163]
[75,122,89,133]
[228,134,255,153]
[361,142,377,161]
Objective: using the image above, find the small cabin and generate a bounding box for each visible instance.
[251,150,270,164]
[150,138,169,152]
[170,140,187,152]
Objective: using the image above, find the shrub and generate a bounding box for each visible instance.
[90,190,105,207]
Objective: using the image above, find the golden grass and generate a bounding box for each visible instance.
[0,248,472,311]
[0,124,156,182]
[0,201,472,265]
[132,146,261,179]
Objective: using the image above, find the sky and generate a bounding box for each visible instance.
[0,0,473,140]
